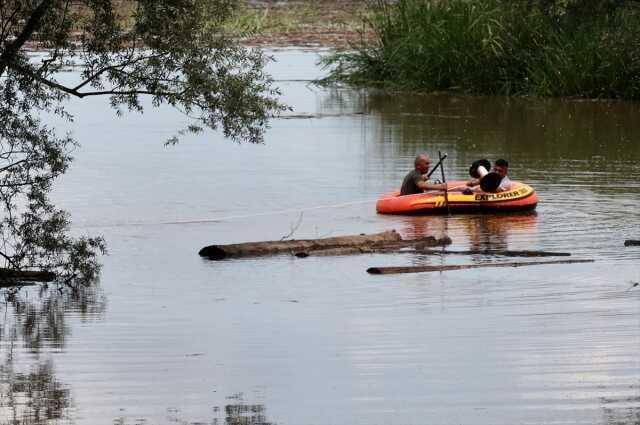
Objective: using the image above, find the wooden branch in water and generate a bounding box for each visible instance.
[624,240,640,246]
[418,249,571,257]
[295,247,570,258]
[199,230,452,260]
[0,268,56,286]
[366,259,594,275]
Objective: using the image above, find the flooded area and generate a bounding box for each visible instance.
[1,49,639,425]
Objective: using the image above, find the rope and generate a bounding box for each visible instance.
[159,198,379,225]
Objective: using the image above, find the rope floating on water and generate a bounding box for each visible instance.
[160,198,379,225]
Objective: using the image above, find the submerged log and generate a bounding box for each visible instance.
[624,240,640,246]
[419,249,570,257]
[0,268,56,286]
[295,247,570,258]
[199,230,451,260]
[367,259,594,275]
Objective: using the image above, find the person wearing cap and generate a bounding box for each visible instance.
[466,158,512,192]
[400,153,448,196]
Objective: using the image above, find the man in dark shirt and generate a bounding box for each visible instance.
[400,153,447,195]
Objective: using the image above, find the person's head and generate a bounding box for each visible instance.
[414,153,432,174]
[493,159,509,177]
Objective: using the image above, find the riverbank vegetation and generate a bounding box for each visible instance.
[225,1,367,47]
[103,1,368,48]
[323,0,640,99]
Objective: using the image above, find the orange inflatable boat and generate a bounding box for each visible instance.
[376,181,538,214]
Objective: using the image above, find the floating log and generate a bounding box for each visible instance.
[295,247,570,258]
[199,230,451,260]
[0,268,56,286]
[294,244,413,257]
[624,240,640,246]
[367,259,594,275]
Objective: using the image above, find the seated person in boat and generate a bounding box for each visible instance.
[466,158,512,192]
[400,153,448,195]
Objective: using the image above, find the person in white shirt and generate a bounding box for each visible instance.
[466,158,511,192]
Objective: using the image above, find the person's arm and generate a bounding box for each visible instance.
[417,180,447,191]
[466,178,480,187]
[495,177,511,192]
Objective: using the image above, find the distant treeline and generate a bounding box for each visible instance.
[323,0,640,99]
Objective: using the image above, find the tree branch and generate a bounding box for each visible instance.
[0,159,27,174]
[11,62,180,99]
[0,174,57,187]
[0,0,54,75]
[70,53,165,92]
[0,3,23,45]
[0,249,19,270]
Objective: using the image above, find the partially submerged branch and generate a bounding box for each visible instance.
[624,240,640,246]
[295,248,571,258]
[418,249,571,257]
[367,259,595,275]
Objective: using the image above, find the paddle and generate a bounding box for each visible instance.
[438,150,451,215]
[426,153,447,178]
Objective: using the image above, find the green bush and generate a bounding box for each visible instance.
[323,0,640,99]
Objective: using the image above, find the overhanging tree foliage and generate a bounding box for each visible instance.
[0,0,286,286]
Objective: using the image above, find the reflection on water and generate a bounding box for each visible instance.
[399,211,538,252]
[222,397,273,425]
[0,361,70,424]
[2,285,106,353]
[342,90,640,159]
[113,395,274,425]
[0,285,105,424]
[602,394,640,425]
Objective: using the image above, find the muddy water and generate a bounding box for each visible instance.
[1,49,638,425]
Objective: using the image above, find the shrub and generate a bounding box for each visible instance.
[322,0,640,99]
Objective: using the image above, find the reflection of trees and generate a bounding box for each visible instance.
[319,88,640,164]
[601,393,640,425]
[114,395,275,425]
[2,285,106,353]
[0,285,105,424]
[224,401,273,425]
[0,361,70,424]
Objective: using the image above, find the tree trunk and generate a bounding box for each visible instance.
[199,230,452,260]
[367,259,594,275]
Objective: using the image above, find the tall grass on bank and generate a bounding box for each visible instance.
[322,0,640,99]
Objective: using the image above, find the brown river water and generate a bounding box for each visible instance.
[1,49,639,425]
